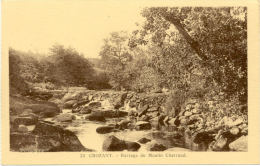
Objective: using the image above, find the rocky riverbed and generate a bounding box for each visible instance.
[9,89,248,152]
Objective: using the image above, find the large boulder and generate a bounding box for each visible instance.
[96,126,115,134]
[211,136,228,151]
[11,122,87,152]
[55,113,76,122]
[138,137,151,144]
[13,114,38,126]
[118,119,131,129]
[135,121,152,130]
[79,106,92,114]
[114,93,128,109]
[62,92,81,102]
[63,100,78,109]
[17,125,28,133]
[88,102,102,109]
[102,135,140,151]
[229,135,247,151]
[147,141,167,151]
[85,112,106,122]
[72,100,89,109]
[125,141,141,151]
[101,110,128,118]
[29,104,61,118]
[102,136,126,151]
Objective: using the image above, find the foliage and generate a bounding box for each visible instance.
[9,48,29,94]
[99,31,133,90]
[129,7,247,103]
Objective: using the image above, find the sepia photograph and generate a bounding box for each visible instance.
[1,0,260,165]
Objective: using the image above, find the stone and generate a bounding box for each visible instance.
[212,136,228,151]
[138,138,151,144]
[135,121,152,130]
[55,114,76,122]
[96,126,115,134]
[85,112,106,122]
[230,127,240,135]
[63,100,78,109]
[118,119,131,129]
[13,115,38,126]
[168,118,176,126]
[163,116,169,125]
[184,111,192,116]
[147,142,167,151]
[138,115,150,122]
[18,125,28,133]
[79,106,92,114]
[125,141,141,151]
[138,105,149,117]
[73,100,89,108]
[101,110,128,118]
[180,118,188,125]
[88,101,102,109]
[229,136,247,151]
[62,92,81,102]
[102,135,126,151]
[10,121,87,152]
[20,109,33,117]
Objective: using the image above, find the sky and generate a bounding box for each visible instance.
[2,0,145,58]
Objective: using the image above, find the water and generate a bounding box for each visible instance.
[57,101,187,151]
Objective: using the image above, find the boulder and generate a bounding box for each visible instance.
[101,110,128,118]
[13,115,38,126]
[147,142,167,151]
[168,118,176,126]
[138,105,149,117]
[62,92,81,102]
[30,104,61,118]
[72,100,89,108]
[125,141,141,151]
[135,121,152,130]
[88,102,102,109]
[230,126,240,135]
[55,114,76,122]
[18,125,28,133]
[118,119,131,129]
[79,106,92,114]
[193,131,215,144]
[96,126,115,134]
[20,109,33,117]
[11,122,87,152]
[85,112,106,122]
[63,100,78,109]
[114,93,128,109]
[102,136,126,151]
[184,111,192,117]
[138,115,150,121]
[138,137,151,144]
[212,136,228,151]
[229,135,247,151]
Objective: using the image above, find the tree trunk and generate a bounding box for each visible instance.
[163,16,208,62]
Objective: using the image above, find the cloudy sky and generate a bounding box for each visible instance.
[3,0,145,58]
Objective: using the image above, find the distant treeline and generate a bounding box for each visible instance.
[9,45,111,94]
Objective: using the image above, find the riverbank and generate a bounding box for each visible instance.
[9,88,248,152]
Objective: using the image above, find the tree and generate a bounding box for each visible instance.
[99,31,133,90]
[130,7,247,102]
[46,44,95,86]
